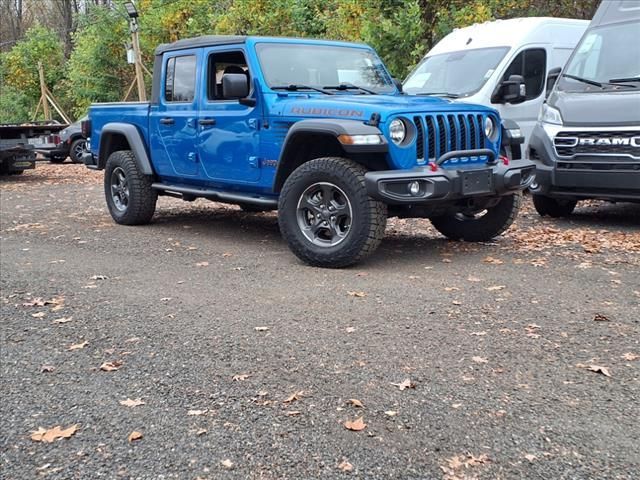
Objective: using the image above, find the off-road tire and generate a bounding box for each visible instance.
[104,150,157,225]
[70,138,86,163]
[532,194,577,218]
[238,203,274,213]
[278,157,387,268]
[431,193,521,242]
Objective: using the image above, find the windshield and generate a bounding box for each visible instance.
[256,43,395,93]
[559,21,640,92]
[403,47,509,96]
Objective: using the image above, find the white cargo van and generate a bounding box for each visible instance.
[403,18,589,151]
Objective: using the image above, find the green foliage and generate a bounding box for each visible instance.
[0,85,32,123]
[66,6,132,117]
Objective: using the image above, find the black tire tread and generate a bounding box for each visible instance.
[431,194,521,242]
[69,138,86,163]
[104,150,157,225]
[278,157,387,268]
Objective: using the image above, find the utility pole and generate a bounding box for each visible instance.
[124,1,146,102]
[38,62,51,120]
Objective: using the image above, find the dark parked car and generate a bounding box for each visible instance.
[39,117,87,164]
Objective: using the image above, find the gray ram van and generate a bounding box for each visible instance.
[529,0,640,217]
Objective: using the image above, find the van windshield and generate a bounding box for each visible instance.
[558,21,640,92]
[403,47,509,97]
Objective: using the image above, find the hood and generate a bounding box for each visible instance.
[550,90,640,127]
[267,93,493,123]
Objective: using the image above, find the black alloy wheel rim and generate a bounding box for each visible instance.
[296,182,353,247]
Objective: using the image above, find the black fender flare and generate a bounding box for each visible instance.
[501,118,524,160]
[98,122,154,175]
[273,119,387,192]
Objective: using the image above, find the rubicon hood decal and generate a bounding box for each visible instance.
[289,106,364,118]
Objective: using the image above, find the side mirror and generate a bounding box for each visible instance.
[546,67,561,98]
[222,73,249,100]
[393,77,403,93]
[501,74,526,104]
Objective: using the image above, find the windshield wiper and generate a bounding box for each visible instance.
[608,76,640,86]
[323,83,378,95]
[561,74,603,87]
[272,84,334,95]
[415,92,461,98]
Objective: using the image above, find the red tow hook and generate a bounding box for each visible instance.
[499,155,509,166]
[428,161,438,172]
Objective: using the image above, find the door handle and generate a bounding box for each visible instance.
[159,118,175,125]
[199,119,216,126]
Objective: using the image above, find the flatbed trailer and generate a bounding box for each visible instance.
[0,122,68,174]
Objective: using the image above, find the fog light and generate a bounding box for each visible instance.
[409,181,420,196]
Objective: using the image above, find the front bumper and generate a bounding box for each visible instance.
[365,149,535,204]
[529,123,640,201]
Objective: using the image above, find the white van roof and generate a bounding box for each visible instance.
[428,17,590,55]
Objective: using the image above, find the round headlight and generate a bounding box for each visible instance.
[389,118,406,145]
[484,116,498,142]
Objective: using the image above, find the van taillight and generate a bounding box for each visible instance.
[81,119,91,138]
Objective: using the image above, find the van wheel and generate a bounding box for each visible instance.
[532,194,577,218]
[430,194,521,242]
[70,138,86,163]
[278,157,387,268]
[104,150,157,225]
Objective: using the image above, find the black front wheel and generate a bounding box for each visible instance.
[70,138,87,163]
[532,194,577,218]
[430,194,521,242]
[104,150,157,225]
[278,157,387,268]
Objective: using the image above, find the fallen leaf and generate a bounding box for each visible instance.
[232,374,250,381]
[524,453,537,462]
[222,252,233,257]
[347,291,367,298]
[587,365,611,377]
[128,431,143,442]
[347,398,364,408]
[119,398,145,408]
[451,403,463,409]
[52,316,72,324]
[90,275,108,280]
[187,409,208,416]
[283,390,305,403]
[196,428,207,436]
[593,314,610,322]
[285,410,301,416]
[195,261,209,267]
[391,378,415,391]
[41,365,55,373]
[31,424,78,443]
[471,356,488,364]
[467,276,482,282]
[345,327,356,333]
[31,312,46,318]
[482,256,504,265]
[221,459,234,469]
[68,341,88,351]
[470,331,487,336]
[384,410,397,417]
[254,326,270,332]
[160,297,171,302]
[100,360,123,372]
[337,459,353,472]
[486,285,506,291]
[444,287,459,292]
[343,416,366,431]
[452,300,462,306]
[622,352,639,361]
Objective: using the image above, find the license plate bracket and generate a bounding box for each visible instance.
[461,169,493,195]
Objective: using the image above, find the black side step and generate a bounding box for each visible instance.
[151,183,278,207]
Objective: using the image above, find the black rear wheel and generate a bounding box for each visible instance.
[278,157,387,268]
[532,194,577,218]
[104,150,157,225]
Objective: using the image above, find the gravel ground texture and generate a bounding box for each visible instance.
[1,163,639,480]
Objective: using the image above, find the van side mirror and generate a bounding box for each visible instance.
[492,74,526,104]
[222,73,250,100]
[546,67,562,98]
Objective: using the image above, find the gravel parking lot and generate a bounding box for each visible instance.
[1,164,639,479]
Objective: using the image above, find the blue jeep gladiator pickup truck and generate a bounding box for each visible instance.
[82,35,535,268]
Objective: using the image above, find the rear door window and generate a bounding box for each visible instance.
[165,55,197,102]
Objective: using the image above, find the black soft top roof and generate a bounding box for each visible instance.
[155,35,247,55]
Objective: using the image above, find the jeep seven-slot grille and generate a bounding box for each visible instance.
[413,113,486,163]
[554,131,640,158]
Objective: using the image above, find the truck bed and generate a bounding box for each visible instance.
[88,102,151,156]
